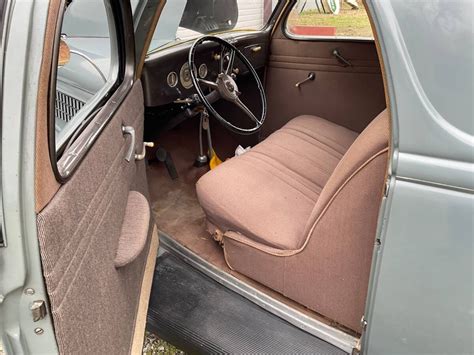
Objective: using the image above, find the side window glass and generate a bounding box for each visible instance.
[54,0,119,151]
[286,0,373,39]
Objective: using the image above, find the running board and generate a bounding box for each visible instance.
[159,232,358,353]
[148,252,347,354]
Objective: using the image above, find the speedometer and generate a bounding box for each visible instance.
[180,63,194,89]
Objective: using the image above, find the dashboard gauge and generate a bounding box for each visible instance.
[179,63,194,89]
[166,71,178,88]
[198,63,208,79]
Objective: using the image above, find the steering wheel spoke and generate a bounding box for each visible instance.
[234,97,260,126]
[198,78,218,89]
[205,89,220,104]
[225,49,236,75]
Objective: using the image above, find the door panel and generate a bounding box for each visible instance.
[263,36,386,135]
[37,81,152,354]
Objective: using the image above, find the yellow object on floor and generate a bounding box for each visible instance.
[209,149,222,169]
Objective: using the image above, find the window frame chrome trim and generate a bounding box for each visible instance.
[49,0,136,183]
[0,0,8,248]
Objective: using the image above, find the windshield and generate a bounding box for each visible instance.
[145,0,278,52]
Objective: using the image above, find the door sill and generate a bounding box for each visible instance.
[130,226,159,355]
[159,232,358,353]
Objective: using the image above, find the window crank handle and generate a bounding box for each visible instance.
[295,72,315,88]
[332,49,353,67]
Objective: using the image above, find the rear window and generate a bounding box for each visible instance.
[286,0,373,39]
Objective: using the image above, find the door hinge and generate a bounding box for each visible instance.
[31,300,47,322]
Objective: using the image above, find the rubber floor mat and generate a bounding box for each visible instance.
[147,253,347,354]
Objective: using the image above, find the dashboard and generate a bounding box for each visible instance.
[141,31,269,108]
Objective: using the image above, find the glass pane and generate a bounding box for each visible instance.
[286,0,373,39]
[54,0,118,150]
[145,0,278,53]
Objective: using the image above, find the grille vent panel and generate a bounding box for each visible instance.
[55,90,85,123]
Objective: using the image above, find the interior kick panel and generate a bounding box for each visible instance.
[141,31,270,107]
[147,253,347,354]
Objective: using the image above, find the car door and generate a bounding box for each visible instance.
[30,1,156,353]
[262,0,386,137]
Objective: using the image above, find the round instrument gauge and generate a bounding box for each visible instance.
[180,63,195,89]
[166,71,178,88]
[198,64,208,79]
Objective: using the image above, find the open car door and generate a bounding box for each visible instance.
[1,0,161,353]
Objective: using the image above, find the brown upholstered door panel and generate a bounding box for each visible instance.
[263,37,386,135]
[37,82,154,354]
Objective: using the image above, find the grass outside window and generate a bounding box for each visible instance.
[287,2,373,38]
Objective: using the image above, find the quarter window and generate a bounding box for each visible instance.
[285,0,373,39]
[53,0,119,151]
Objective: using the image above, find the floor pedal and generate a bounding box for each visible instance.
[155,147,178,180]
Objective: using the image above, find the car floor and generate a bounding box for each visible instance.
[147,116,238,270]
[146,116,356,335]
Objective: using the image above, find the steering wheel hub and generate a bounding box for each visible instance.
[217,73,239,100]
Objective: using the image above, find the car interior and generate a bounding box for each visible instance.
[34,0,391,353]
[142,0,387,335]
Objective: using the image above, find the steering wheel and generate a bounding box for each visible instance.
[189,36,267,135]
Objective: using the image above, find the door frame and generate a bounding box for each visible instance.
[0,1,60,353]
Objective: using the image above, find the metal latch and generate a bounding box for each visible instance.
[383,178,391,197]
[31,300,47,322]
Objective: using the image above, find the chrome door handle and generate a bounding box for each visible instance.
[295,72,315,88]
[122,125,136,162]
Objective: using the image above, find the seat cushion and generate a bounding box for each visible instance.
[196,115,358,250]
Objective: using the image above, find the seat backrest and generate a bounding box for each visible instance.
[303,109,390,238]
[284,109,390,331]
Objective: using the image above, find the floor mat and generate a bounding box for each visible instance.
[147,253,347,354]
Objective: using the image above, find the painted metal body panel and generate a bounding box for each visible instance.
[366,181,473,353]
[364,0,473,353]
[0,1,59,353]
